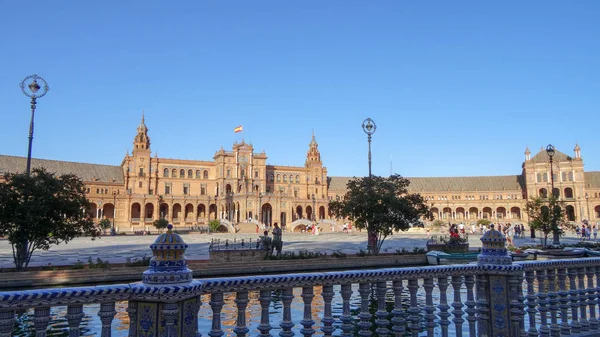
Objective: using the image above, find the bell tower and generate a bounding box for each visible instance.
[133,112,151,155]
[129,112,152,195]
[305,131,327,201]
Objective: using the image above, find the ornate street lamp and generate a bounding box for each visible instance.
[112,191,117,235]
[20,74,49,175]
[312,193,316,223]
[586,193,591,221]
[546,144,560,245]
[361,118,377,178]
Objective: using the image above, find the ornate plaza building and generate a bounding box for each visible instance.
[1,116,600,232]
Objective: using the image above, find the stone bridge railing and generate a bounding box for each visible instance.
[3,258,600,336]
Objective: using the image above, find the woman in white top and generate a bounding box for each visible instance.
[507,225,515,246]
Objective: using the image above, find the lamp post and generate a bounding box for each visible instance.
[112,191,117,235]
[312,193,316,223]
[259,192,263,225]
[546,144,560,245]
[586,193,591,221]
[362,118,377,253]
[362,118,377,178]
[20,75,49,176]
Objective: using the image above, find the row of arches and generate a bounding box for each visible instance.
[538,187,574,198]
[163,168,209,179]
[431,206,523,221]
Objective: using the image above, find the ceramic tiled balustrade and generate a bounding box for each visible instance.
[2,226,600,336]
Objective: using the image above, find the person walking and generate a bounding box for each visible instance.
[272,222,283,257]
[594,225,598,241]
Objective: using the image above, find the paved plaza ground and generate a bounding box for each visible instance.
[0,230,591,269]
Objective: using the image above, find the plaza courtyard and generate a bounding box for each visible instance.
[0,230,588,269]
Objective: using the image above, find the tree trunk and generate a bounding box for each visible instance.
[13,241,30,271]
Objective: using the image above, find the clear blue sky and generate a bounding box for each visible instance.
[1,1,599,178]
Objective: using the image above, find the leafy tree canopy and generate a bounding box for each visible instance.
[0,168,97,270]
[526,195,573,247]
[98,218,112,232]
[329,174,431,254]
[153,218,169,231]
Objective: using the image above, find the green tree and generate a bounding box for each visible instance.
[526,195,571,247]
[476,219,491,227]
[209,219,220,232]
[153,218,169,232]
[0,168,97,271]
[98,218,112,235]
[329,174,431,255]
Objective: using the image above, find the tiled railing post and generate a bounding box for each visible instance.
[66,304,85,337]
[98,302,116,337]
[438,276,451,337]
[233,291,249,337]
[451,275,465,337]
[525,270,538,337]
[423,277,436,336]
[586,266,598,331]
[300,286,315,337]
[568,267,581,333]
[407,279,420,337]
[358,282,372,337]
[257,290,272,337]
[375,281,390,337]
[578,267,589,332]
[536,269,550,336]
[557,268,571,335]
[280,287,295,337]
[464,275,477,337]
[339,284,353,337]
[321,285,335,337]
[391,279,406,336]
[545,268,560,336]
[33,307,51,337]
[126,301,138,337]
[0,310,15,337]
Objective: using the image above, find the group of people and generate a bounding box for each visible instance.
[575,222,598,241]
[258,222,283,257]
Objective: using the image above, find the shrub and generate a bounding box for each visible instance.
[126,255,151,267]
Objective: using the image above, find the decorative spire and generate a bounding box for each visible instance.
[133,111,150,151]
[574,143,581,159]
[306,130,321,165]
[525,146,531,161]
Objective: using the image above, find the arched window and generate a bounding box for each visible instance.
[172,169,177,177]
[96,188,100,194]
[196,170,200,178]
[539,188,548,198]
[568,172,574,181]
[180,169,185,178]
[561,172,567,182]
[283,175,287,182]
[543,173,548,182]
[296,175,300,183]
[536,173,542,183]
[86,188,90,193]
[163,168,169,177]
[105,189,108,194]
[188,170,192,178]
[277,174,281,182]
[270,174,274,182]
[564,187,574,198]
[203,170,209,179]
[240,169,245,178]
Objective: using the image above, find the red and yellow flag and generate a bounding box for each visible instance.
[234,125,243,133]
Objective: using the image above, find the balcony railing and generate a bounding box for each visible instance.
[3,258,600,336]
[130,218,140,223]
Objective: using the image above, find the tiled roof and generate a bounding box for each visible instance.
[328,175,525,193]
[530,148,573,163]
[584,172,600,188]
[0,155,124,183]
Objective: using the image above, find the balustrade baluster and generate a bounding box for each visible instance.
[258,289,273,337]
[391,279,406,336]
[407,279,420,337]
[423,278,435,337]
[300,286,315,337]
[98,302,116,337]
[0,310,15,337]
[358,282,372,337]
[515,272,527,337]
[536,269,550,336]
[586,267,598,330]
[524,270,538,337]
[234,291,249,337]
[438,276,451,337]
[451,275,464,337]
[280,287,295,337]
[508,275,523,337]
[557,268,570,335]
[545,269,559,337]
[339,284,354,337]
[321,285,335,337]
[463,275,477,337]
[163,302,179,337]
[578,267,589,331]
[209,292,225,337]
[568,267,581,333]
[126,301,138,337]
[375,281,390,337]
[33,307,51,337]
[66,304,84,337]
